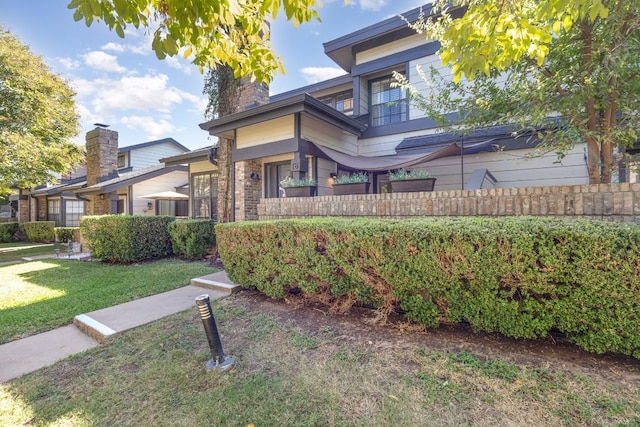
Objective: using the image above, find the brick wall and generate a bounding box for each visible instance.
[258,183,640,223]
[229,78,269,221]
[234,160,262,221]
[36,196,47,221]
[86,194,111,216]
[18,199,29,223]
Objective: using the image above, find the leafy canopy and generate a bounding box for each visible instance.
[67,0,328,83]
[0,28,83,192]
[399,0,639,184]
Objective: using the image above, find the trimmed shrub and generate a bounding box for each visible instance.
[80,215,174,263]
[20,221,55,243]
[0,222,20,243]
[168,219,216,260]
[55,227,78,243]
[216,217,640,359]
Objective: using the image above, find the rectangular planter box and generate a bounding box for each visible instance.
[284,186,317,197]
[390,178,436,193]
[333,182,370,195]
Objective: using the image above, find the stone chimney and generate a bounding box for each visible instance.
[86,125,118,186]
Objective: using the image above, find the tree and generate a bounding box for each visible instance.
[398,0,639,184]
[67,0,323,83]
[0,28,83,193]
[202,65,241,223]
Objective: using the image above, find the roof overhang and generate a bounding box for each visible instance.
[323,4,464,72]
[199,93,367,140]
[76,165,187,195]
[161,147,214,166]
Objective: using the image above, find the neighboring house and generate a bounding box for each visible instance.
[164,3,598,222]
[15,126,189,227]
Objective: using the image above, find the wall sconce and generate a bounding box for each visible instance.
[100,194,105,200]
[250,171,260,180]
[147,202,153,209]
[330,173,338,179]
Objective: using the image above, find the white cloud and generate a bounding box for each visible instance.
[57,57,80,71]
[101,42,126,52]
[101,39,150,56]
[82,51,127,73]
[358,0,388,11]
[165,55,194,75]
[70,73,205,121]
[120,115,183,139]
[300,67,346,84]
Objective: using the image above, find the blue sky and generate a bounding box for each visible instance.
[2,0,425,151]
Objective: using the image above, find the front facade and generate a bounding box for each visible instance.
[170,4,599,222]
[19,127,190,227]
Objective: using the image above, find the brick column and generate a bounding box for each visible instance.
[234,160,262,221]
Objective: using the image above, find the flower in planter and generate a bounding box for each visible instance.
[388,168,433,181]
[279,176,317,188]
[334,172,369,184]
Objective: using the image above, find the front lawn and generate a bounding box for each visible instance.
[0,258,215,344]
[0,243,65,264]
[1,297,638,426]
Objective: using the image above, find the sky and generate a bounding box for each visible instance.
[2,0,426,151]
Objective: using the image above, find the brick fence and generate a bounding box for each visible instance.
[258,183,640,223]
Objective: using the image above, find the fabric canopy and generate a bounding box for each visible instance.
[310,138,498,172]
[139,191,188,200]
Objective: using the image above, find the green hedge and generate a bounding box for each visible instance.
[80,215,175,263]
[216,217,640,359]
[54,227,78,243]
[20,221,55,243]
[0,222,20,243]
[168,219,216,260]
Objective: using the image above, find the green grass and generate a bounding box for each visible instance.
[1,300,638,427]
[0,243,66,264]
[0,258,215,344]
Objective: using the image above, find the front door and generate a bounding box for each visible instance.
[265,162,291,198]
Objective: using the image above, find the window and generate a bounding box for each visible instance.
[158,200,188,217]
[370,75,408,127]
[117,154,127,169]
[47,199,60,226]
[318,91,353,114]
[192,173,218,219]
[64,200,84,227]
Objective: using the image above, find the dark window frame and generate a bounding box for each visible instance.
[318,90,354,114]
[369,74,408,127]
[191,172,218,220]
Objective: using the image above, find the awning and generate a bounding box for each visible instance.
[310,138,498,172]
[139,191,188,200]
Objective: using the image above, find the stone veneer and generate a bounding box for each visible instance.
[258,183,640,223]
[85,127,119,215]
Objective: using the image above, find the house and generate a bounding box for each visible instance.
[14,126,189,227]
[164,3,595,222]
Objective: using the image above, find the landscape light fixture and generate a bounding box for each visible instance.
[195,294,234,370]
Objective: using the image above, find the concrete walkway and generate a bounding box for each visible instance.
[0,270,239,383]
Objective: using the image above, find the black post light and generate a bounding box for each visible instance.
[195,294,234,370]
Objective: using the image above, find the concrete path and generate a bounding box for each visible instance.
[0,270,238,383]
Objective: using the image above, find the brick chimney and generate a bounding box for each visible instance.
[236,77,270,113]
[86,125,118,186]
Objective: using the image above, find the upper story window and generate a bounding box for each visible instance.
[318,90,353,114]
[117,154,127,169]
[370,75,408,127]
